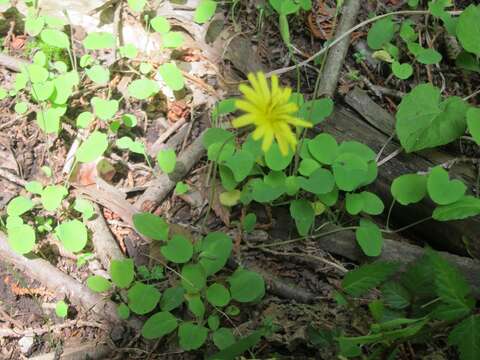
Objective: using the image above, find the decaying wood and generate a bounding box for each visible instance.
[87,203,125,269]
[317,0,361,97]
[0,53,28,72]
[135,129,206,212]
[30,342,112,360]
[320,89,480,259]
[313,225,480,298]
[0,232,140,330]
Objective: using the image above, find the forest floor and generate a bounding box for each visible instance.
[0,0,479,359]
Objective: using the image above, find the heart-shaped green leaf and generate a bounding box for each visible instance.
[298,98,334,125]
[7,196,34,216]
[87,275,112,292]
[128,282,161,314]
[396,84,469,152]
[356,219,383,257]
[133,213,169,241]
[228,269,265,302]
[40,29,70,49]
[7,224,36,254]
[110,259,134,288]
[290,199,314,236]
[128,78,159,99]
[86,65,110,85]
[150,16,170,33]
[391,174,427,205]
[161,235,193,263]
[308,133,338,164]
[91,97,119,121]
[206,283,231,307]
[194,0,217,24]
[141,311,178,339]
[83,32,116,50]
[427,166,466,205]
[392,61,413,79]
[41,185,68,211]
[76,131,108,163]
[158,63,185,91]
[55,219,88,252]
[156,148,176,173]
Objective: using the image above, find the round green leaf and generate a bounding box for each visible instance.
[392,61,413,80]
[76,131,108,163]
[110,259,134,288]
[158,63,185,91]
[162,32,184,48]
[265,143,293,171]
[178,322,208,350]
[308,133,338,165]
[467,107,480,145]
[391,174,427,205]
[127,0,146,12]
[194,0,217,24]
[161,235,193,263]
[361,191,384,215]
[32,81,55,101]
[40,29,70,49]
[76,111,94,128]
[208,314,220,331]
[83,32,116,50]
[160,287,185,311]
[156,149,176,174]
[416,48,442,65]
[87,275,112,293]
[25,181,43,195]
[41,185,68,211]
[219,190,241,207]
[427,166,466,205]
[36,108,62,134]
[132,212,169,241]
[86,65,110,85]
[91,97,118,121]
[175,181,189,195]
[15,102,29,114]
[456,4,480,56]
[206,283,231,307]
[55,300,68,318]
[150,16,170,33]
[224,150,255,182]
[141,311,178,339]
[55,219,88,252]
[242,213,257,233]
[355,219,383,257]
[298,158,320,176]
[117,303,130,319]
[127,282,161,315]
[199,232,233,276]
[367,17,395,49]
[7,196,34,216]
[298,98,334,125]
[128,78,159,99]
[27,64,48,83]
[332,153,368,191]
[290,199,314,236]
[7,224,36,254]
[298,168,335,195]
[228,269,265,303]
[119,44,138,59]
[26,16,45,36]
[213,328,236,350]
[345,193,364,215]
[181,264,206,293]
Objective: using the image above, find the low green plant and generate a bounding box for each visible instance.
[308,249,480,359]
[85,213,267,352]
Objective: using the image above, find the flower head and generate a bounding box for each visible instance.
[233,72,312,156]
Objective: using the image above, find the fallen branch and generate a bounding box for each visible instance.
[87,203,125,269]
[317,0,361,97]
[0,232,141,329]
[0,53,29,72]
[0,320,106,338]
[135,129,206,212]
[30,341,112,360]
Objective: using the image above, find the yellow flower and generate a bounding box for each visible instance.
[232,72,312,156]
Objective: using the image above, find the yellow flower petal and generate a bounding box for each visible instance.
[232,114,255,128]
[261,130,274,152]
[285,116,313,128]
[235,99,260,114]
[256,72,271,99]
[252,125,267,140]
[239,84,263,107]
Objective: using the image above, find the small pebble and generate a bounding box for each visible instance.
[18,335,35,355]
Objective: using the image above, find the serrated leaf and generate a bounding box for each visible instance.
[342,261,399,297]
[448,315,480,360]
